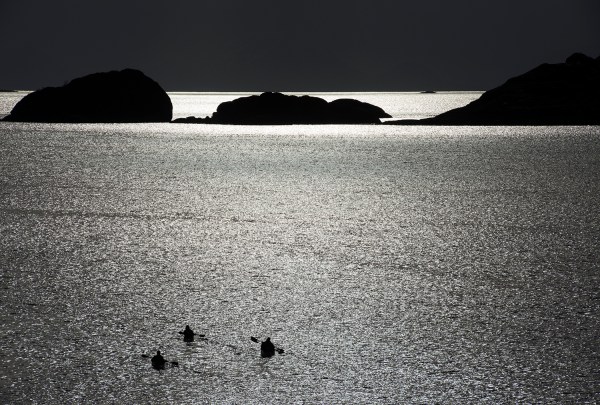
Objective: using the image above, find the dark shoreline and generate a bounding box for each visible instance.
[386,53,600,126]
[2,52,599,125]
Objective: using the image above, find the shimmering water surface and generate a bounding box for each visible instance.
[168,91,482,121]
[1,93,599,404]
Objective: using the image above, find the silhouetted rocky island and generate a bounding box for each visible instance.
[388,53,600,126]
[173,92,391,124]
[3,69,172,123]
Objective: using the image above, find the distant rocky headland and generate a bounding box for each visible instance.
[387,53,600,126]
[2,69,172,123]
[173,92,391,124]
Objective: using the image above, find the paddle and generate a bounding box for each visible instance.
[178,331,206,338]
[141,353,205,373]
[178,325,206,342]
[250,336,285,354]
[141,353,179,368]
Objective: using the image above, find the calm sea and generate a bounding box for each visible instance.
[1,92,599,404]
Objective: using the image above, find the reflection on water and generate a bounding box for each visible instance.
[1,90,481,121]
[168,91,482,120]
[1,122,599,404]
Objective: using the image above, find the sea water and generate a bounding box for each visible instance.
[0,93,599,404]
[167,91,482,121]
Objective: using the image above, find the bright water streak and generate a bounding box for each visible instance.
[0,99,599,404]
[168,91,482,120]
[1,91,481,122]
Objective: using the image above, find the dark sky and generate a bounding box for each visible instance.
[1,0,598,91]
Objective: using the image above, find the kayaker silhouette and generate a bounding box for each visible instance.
[151,350,166,370]
[181,325,195,342]
[261,337,276,358]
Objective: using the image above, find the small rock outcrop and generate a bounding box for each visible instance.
[172,92,391,124]
[387,53,600,126]
[3,69,172,123]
